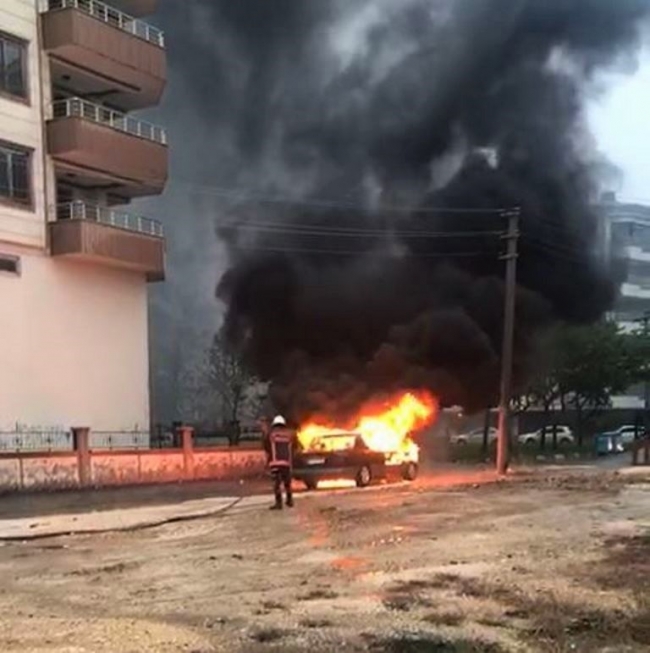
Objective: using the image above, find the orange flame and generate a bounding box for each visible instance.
[297,391,438,463]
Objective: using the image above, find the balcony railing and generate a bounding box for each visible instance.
[57,201,164,238]
[46,0,165,47]
[52,97,167,145]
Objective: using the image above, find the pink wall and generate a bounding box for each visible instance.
[0,447,267,493]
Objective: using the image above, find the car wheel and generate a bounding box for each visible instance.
[402,462,418,481]
[524,438,537,448]
[356,465,372,488]
[304,479,318,491]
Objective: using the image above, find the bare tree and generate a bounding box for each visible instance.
[208,333,266,437]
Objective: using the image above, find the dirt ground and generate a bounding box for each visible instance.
[0,467,648,653]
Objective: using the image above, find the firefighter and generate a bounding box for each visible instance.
[266,415,295,510]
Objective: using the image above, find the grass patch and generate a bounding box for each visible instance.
[298,587,339,601]
[383,578,454,612]
[367,634,504,653]
[69,561,135,576]
[300,618,333,629]
[597,533,650,590]
[260,600,287,611]
[399,571,649,651]
[422,612,465,627]
[249,627,289,643]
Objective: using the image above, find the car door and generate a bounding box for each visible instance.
[619,427,637,446]
[350,438,385,479]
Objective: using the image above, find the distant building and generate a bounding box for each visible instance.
[0,0,168,432]
[600,192,649,408]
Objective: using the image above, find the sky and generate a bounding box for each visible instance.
[590,48,650,204]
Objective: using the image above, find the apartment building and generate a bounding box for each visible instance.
[601,193,650,328]
[600,192,650,408]
[0,0,167,432]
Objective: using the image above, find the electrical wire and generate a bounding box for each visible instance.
[522,239,604,267]
[165,179,514,216]
[218,221,505,239]
[164,179,617,267]
[229,243,500,259]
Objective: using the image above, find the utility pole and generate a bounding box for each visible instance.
[496,208,520,476]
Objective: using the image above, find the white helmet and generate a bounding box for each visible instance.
[272,415,286,427]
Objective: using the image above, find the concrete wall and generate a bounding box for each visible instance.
[0,0,51,249]
[0,453,79,491]
[0,447,267,492]
[0,250,150,432]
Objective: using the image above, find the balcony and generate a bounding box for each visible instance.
[110,0,158,17]
[42,0,166,111]
[625,246,650,263]
[50,202,165,281]
[621,283,650,300]
[48,98,168,200]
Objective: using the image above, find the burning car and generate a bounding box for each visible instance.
[293,431,418,490]
[293,392,435,491]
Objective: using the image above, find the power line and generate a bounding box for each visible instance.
[229,244,499,259]
[166,180,513,216]
[218,221,505,239]
[522,238,605,266]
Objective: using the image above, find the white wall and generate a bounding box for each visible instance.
[0,246,151,431]
[0,2,153,434]
[0,0,52,250]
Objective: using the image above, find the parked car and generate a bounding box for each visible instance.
[450,427,497,446]
[517,425,574,447]
[293,432,418,490]
[595,425,645,455]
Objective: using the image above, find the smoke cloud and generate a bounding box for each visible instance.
[153,0,649,422]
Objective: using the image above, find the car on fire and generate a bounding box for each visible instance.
[293,431,419,490]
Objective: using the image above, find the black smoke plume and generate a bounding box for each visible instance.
[156,0,649,422]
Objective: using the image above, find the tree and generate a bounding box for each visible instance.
[515,322,649,447]
[207,332,267,441]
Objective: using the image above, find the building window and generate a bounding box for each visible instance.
[0,142,31,206]
[0,33,27,100]
[0,254,20,276]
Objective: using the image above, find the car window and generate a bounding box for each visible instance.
[313,434,357,450]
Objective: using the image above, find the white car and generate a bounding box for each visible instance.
[450,427,497,446]
[597,425,644,452]
[518,425,574,447]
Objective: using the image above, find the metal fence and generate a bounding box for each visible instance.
[0,426,259,454]
[52,97,168,145]
[46,0,165,47]
[57,201,164,238]
[89,431,151,450]
[0,431,73,453]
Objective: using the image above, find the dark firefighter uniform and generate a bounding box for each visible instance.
[265,416,295,510]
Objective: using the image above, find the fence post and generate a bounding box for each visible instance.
[72,427,91,487]
[179,426,195,481]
